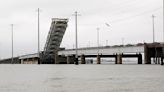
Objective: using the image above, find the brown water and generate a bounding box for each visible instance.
[0,64,164,92]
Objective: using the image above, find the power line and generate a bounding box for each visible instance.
[110,7,162,23]
[83,7,161,27]
[108,0,143,15]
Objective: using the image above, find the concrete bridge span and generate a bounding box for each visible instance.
[58,43,164,64]
[58,45,144,55]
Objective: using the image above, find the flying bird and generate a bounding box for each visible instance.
[105,23,110,27]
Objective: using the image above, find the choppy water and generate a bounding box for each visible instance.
[0,64,164,92]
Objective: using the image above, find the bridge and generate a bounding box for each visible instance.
[0,18,163,65]
[41,18,68,64]
[0,18,69,64]
[58,43,164,64]
[58,45,144,55]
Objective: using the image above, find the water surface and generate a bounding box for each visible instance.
[0,64,164,92]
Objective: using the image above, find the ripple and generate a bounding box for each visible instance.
[50,77,65,81]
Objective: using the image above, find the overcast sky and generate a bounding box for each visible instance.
[0,0,163,59]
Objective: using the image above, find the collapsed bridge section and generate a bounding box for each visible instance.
[41,18,68,64]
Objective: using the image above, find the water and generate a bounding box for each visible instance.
[0,64,164,92]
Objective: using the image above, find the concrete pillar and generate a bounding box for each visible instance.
[117,54,122,64]
[115,55,117,64]
[138,54,142,64]
[80,55,86,64]
[67,56,71,64]
[144,44,151,64]
[144,52,151,64]
[97,55,101,64]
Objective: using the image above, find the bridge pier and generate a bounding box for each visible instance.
[144,46,151,64]
[115,55,117,64]
[66,56,76,64]
[138,54,142,64]
[116,54,122,64]
[97,55,101,64]
[67,56,71,64]
[81,54,86,64]
[144,43,151,64]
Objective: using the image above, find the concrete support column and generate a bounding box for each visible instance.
[80,55,86,64]
[55,54,58,64]
[117,54,122,64]
[97,55,101,64]
[67,56,71,64]
[144,52,151,64]
[144,44,151,64]
[138,54,142,64]
[115,55,117,64]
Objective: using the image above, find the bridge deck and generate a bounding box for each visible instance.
[58,45,144,56]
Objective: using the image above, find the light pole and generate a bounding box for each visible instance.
[97,28,100,54]
[105,23,111,46]
[0,44,1,60]
[162,0,164,65]
[152,15,155,43]
[11,24,13,64]
[73,11,80,65]
[151,15,156,63]
[37,8,40,64]
[163,0,164,42]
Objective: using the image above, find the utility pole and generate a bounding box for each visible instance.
[11,24,13,64]
[105,23,111,46]
[163,0,164,43]
[162,0,164,65]
[73,11,80,65]
[0,44,1,60]
[37,8,40,64]
[152,15,157,64]
[97,28,100,54]
[152,15,155,43]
